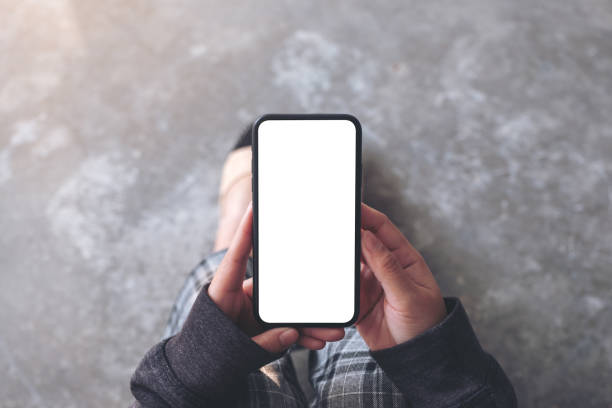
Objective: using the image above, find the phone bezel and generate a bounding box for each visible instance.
[252,113,362,327]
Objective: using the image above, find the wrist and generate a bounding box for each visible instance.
[165,283,277,394]
[392,295,447,344]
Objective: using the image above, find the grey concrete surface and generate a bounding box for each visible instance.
[1,0,611,406]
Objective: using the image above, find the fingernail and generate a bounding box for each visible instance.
[364,230,381,250]
[279,328,297,347]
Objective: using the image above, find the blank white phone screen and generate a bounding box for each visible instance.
[257,119,357,324]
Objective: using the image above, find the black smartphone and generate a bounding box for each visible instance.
[252,113,361,327]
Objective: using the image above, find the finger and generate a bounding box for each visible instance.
[210,203,253,295]
[299,327,345,342]
[252,327,298,354]
[297,335,326,350]
[236,278,261,335]
[361,203,421,268]
[361,229,415,303]
[242,278,253,300]
[357,262,384,323]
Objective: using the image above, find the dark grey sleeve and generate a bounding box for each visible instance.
[370,298,517,407]
[130,283,281,408]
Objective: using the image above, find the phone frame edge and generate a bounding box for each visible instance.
[251,113,362,328]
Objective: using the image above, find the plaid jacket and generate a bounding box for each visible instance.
[131,250,516,407]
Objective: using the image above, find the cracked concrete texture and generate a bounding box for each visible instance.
[1,0,611,406]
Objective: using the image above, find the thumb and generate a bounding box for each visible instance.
[252,327,299,354]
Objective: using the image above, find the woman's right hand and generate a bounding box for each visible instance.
[356,203,447,351]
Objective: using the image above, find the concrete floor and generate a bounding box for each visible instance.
[1,0,611,406]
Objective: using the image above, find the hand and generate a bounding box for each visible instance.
[208,202,345,354]
[356,203,447,351]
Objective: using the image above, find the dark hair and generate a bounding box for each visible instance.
[233,123,253,150]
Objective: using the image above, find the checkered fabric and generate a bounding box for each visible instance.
[164,249,406,407]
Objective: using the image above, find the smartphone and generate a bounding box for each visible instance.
[252,113,361,327]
